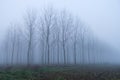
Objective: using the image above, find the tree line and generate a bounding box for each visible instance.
[2,7,114,66]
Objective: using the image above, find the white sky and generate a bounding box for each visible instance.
[0,0,120,50]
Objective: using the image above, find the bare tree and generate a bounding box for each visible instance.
[60,11,73,64]
[38,7,56,64]
[4,27,12,66]
[2,7,113,66]
[55,18,60,64]
[38,17,46,64]
[24,10,37,66]
[72,19,79,64]
[15,25,22,64]
[10,25,16,65]
[80,24,86,64]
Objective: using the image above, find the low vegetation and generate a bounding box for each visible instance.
[0,65,120,80]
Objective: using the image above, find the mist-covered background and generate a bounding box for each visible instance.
[0,0,120,65]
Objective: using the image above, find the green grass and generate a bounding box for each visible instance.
[0,65,120,80]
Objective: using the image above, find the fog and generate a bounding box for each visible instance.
[0,0,120,65]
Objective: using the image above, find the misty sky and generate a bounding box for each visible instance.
[0,0,120,51]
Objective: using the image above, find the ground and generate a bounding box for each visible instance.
[0,65,120,80]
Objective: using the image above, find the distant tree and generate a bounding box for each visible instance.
[38,7,56,64]
[2,7,112,66]
[24,10,37,66]
[10,25,16,65]
[72,19,79,64]
[60,11,73,64]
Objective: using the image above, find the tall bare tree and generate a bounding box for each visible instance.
[24,10,37,66]
[60,11,73,64]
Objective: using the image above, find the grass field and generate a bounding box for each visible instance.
[0,65,120,80]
